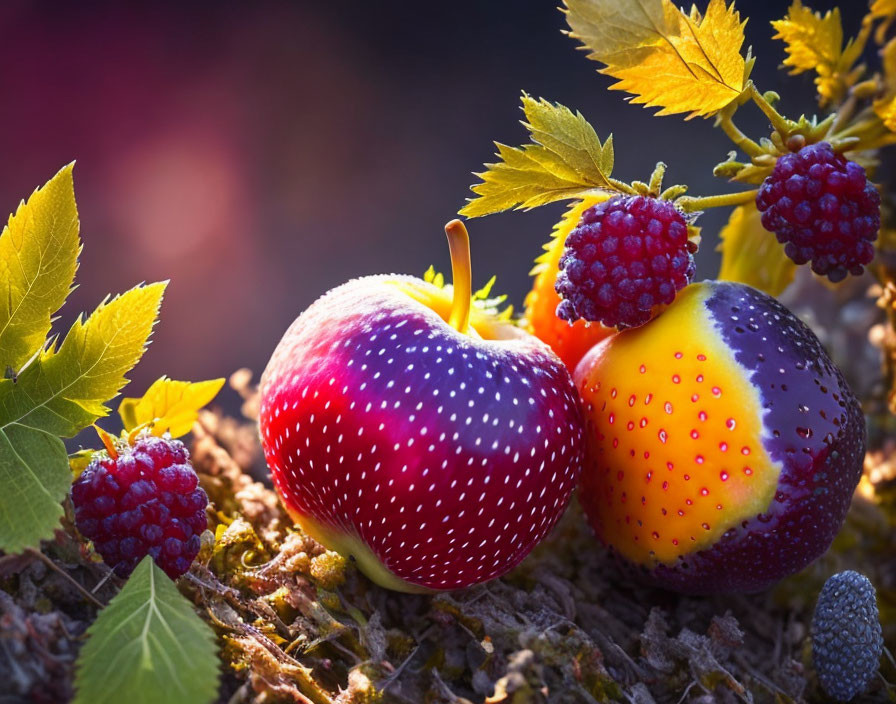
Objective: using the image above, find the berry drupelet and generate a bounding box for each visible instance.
[811,570,883,701]
[756,142,880,283]
[71,434,208,580]
[555,195,695,329]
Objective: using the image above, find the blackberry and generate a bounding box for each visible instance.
[756,142,880,282]
[555,195,694,329]
[71,434,208,580]
[811,570,883,701]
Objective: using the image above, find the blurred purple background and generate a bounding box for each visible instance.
[0,0,869,413]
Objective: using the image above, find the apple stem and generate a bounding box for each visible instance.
[445,219,473,334]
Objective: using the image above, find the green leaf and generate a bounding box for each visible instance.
[717,202,796,296]
[0,163,81,373]
[0,282,167,438]
[74,557,219,704]
[459,95,616,218]
[0,424,69,554]
[0,282,164,552]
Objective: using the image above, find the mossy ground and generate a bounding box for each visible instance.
[3,277,896,704]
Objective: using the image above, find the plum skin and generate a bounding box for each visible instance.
[574,281,865,594]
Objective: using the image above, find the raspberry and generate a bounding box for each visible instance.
[756,142,880,283]
[71,434,208,580]
[811,571,883,701]
[554,195,694,329]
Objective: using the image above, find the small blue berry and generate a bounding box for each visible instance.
[811,570,883,701]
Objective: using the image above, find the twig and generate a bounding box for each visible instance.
[379,644,421,691]
[676,680,699,704]
[26,549,104,609]
[90,566,115,594]
[884,646,896,671]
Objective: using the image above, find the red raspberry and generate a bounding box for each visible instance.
[756,142,880,282]
[555,195,694,329]
[71,434,208,580]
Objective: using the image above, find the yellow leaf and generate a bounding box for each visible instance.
[883,37,896,90]
[68,449,96,479]
[459,95,616,218]
[770,1,867,106]
[564,0,751,119]
[874,40,896,130]
[875,94,896,131]
[771,2,841,91]
[0,164,81,373]
[119,376,225,438]
[871,0,896,42]
[717,202,795,296]
[871,0,896,20]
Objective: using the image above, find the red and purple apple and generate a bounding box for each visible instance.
[259,221,584,592]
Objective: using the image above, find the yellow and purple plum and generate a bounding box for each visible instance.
[574,281,865,594]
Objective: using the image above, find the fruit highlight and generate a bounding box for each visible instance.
[575,281,865,593]
[260,221,585,592]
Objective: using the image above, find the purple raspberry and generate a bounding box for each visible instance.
[554,195,695,329]
[71,434,208,579]
[756,142,880,282]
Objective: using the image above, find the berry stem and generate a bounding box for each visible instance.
[748,83,793,137]
[607,178,639,195]
[677,189,758,213]
[717,112,764,157]
[26,548,105,608]
[444,219,473,334]
[831,109,896,152]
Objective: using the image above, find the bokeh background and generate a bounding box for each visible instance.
[0,0,871,414]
